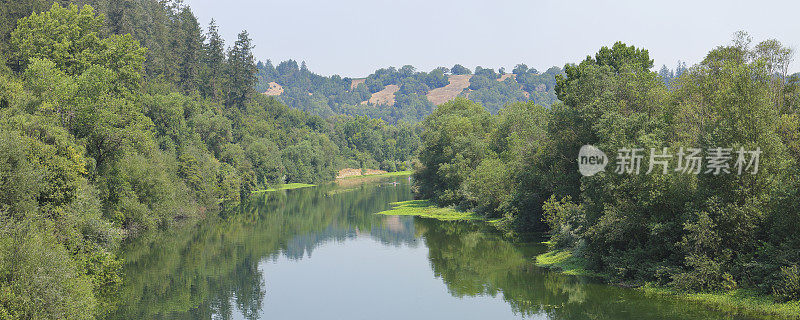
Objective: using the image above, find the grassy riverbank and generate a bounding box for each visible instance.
[336,170,413,180]
[535,248,800,319]
[642,286,800,319]
[535,249,598,277]
[379,196,800,318]
[254,170,411,194]
[252,183,316,193]
[375,200,479,221]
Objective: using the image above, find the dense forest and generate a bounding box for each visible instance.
[412,34,800,303]
[0,1,418,318]
[255,59,562,123]
[3,0,800,318]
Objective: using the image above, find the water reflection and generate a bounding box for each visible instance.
[109,178,751,320]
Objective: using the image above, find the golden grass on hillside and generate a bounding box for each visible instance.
[350,78,366,90]
[261,82,283,96]
[427,74,472,105]
[364,84,400,105]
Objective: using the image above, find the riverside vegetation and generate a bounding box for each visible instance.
[411,35,800,317]
[1,0,800,319]
[111,178,745,319]
[0,2,419,318]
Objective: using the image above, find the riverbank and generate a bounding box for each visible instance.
[534,248,599,277]
[375,200,478,220]
[336,170,413,180]
[534,248,800,319]
[383,196,800,319]
[379,198,800,318]
[252,183,316,193]
[252,170,412,193]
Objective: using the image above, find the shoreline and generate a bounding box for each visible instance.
[534,248,800,319]
[377,198,800,319]
[335,170,413,180]
[251,183,316,193]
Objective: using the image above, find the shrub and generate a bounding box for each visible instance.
[774,265,800,302]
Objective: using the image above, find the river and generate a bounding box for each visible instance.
[109,176,751,319]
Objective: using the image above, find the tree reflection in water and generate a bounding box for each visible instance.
[110,178,746,320]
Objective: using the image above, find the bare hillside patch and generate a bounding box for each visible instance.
[364,84,400,105]
[262,82,283,96]
[426,75,472,105]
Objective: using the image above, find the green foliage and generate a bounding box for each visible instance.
[224,30,256,109]
[413,98,492,206]
[0,2,420,318]
[0,221,97,320]
[414,100,551,232]
[467,73,529,113]
[541,196,585,250]
[414,35,800,304]
[775,265,800,302]
[450,64,471,75]
[329,115,420,170]
[10,3,147,91]
[200,19,227,100]
[535,249,595,276]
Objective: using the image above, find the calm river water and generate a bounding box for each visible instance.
[109,176,753,319]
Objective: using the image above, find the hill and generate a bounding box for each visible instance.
[255,61,563,123]
[426,74,472,105]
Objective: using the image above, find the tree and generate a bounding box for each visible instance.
[451,64,471,75]
[225,30,256,109]
[10,3,146,91]
[512,64,529,75]
[200,19,226,100]
[175,7,203,93]
[474,66,498,79]
[413,98,491,205]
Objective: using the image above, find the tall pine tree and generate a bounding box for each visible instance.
[225,30,256,109]
[176,7,203,92]
[200,19,225,100]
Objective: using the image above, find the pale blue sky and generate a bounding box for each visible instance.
[185,0,799,78]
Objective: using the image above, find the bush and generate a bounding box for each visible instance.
[0,221,97,320]
[379,160,396,172]
[774,265,800,302]
[542,196,586,250]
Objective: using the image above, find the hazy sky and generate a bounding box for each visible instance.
[184,0,799,78]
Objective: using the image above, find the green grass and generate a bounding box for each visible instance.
[641,286,800,319]
[337,170,413,180]
[251,183,315,193]
[325,187,360,196]
[536,248,800,318]
[535,249,597,276]
[375,200,479,221]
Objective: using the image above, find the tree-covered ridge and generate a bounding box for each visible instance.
[413,35,800,306]
[0,2,419,318]
[255,60,563,123]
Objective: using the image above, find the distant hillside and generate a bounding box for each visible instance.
[256,61,562,123]
[366,84,400,105]
[427,75,472,105]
